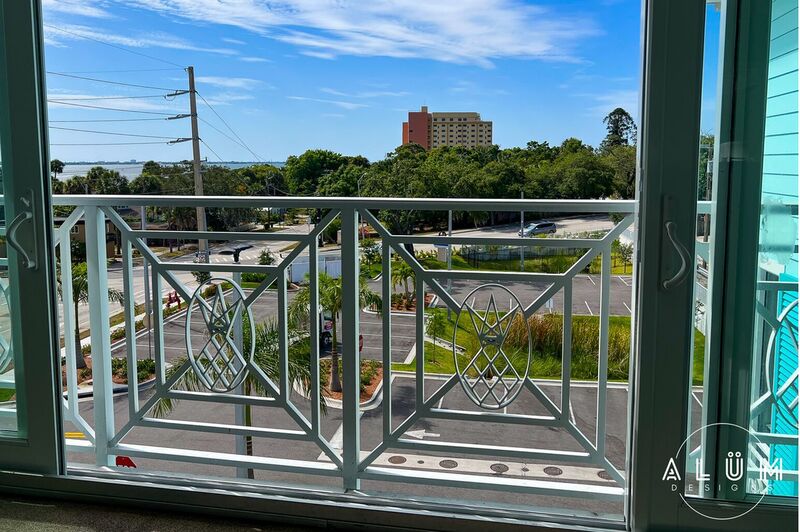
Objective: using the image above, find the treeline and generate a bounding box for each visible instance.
[49,108,639,233]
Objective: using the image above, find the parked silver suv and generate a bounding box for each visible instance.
[518,221,557,237]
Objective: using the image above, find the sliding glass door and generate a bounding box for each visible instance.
[0,0,62,473]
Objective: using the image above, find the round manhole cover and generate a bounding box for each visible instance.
[597,470,613,481]
[388,456,406,465]
[543,466,563,476]
[417,460,425,464]
[439,459,458,469]
[490,463,509,474]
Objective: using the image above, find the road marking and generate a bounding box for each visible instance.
[64,431,85,439]
[617,276,630,286]
[585,275,596,286]
[584,301,593,315]
[569,401,576,425]
[406,429,440,440]
[623,302,632,314]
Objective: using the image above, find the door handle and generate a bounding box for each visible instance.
[662,221,690,290]
[6,190,38,270]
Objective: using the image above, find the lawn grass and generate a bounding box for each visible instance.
[392,312,706,384]
[417,252,632,275]
[0,389,14,402]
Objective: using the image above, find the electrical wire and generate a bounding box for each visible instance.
[49,117,171,123]
[49,94,176,101]
[195,91,262,161]
[49,126,177,140]
[50,68,184,74]
[47,71,179,92]
[50,142,168,146]
[47,100,180,116]
[198,116,256,156]
[43,24,185,69]
[200,139,224,162]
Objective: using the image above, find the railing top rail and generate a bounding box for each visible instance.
[51,194,637,213]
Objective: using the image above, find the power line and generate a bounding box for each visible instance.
[47,100,180,116]
[51,68,183,74]
[198,116,256,156]
[43,24,185,69]
[49,126,177,140]
[48,93,176,101]
[50,142,168,146]
[49,117,171,123]
[195,90,262,161]
[47,71,180,92]
[200,139,224,162]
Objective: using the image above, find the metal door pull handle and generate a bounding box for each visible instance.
[662,221,690,290]
[6,192,37,270]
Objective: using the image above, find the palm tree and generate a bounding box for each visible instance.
[152,317,322,479]
[56,261,124,369]
[390,261,415,302]
[288,272,381,393]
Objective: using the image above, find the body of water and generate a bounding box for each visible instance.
[58,161,285,180]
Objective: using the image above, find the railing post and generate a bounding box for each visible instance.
[84,205,115,466]
[341,207,361,491]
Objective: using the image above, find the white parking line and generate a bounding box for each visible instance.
[617,276,630,286]
[623,302,632,314]
[585,275,596,286]
[584,301,593,315]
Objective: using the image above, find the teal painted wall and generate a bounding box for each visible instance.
[763,0,798,498]
[762,0,798,276]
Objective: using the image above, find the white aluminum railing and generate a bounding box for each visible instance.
[52,195,636,507]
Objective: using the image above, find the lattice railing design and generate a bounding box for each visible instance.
[53,195,635,504]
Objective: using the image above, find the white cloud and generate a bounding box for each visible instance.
[287,96,368,110]
[199,92,256,106]
[126,0,600,67]
[222,37,247,45]
[42,0,113,19]
[320,88,409,98]
[43,23,238,56]
[195,76,263,89]
[240,56,272,63]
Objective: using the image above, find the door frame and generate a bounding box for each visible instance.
[0,0,62,474]
[630,0,797,530]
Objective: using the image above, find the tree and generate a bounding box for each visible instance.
[288,273,380,393]
[192,271,211,286]
[50,159,65,179]
[425,309,447,363]
[618,242,634,273]
[258,248,275,266]
[604,144,637,199]
[600,108,637,153]
[56,262,124,369]
[283,150,344,196]
[153,318,322,479]
[390,261,416,302]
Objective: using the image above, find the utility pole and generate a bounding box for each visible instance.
[187,66,208,262]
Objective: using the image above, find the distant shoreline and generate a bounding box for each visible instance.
[57,161,286,180]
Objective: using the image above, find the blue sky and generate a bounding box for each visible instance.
[42,0,719,163]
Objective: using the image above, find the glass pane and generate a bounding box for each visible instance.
[746,0,798,499]
[0,117,18,434]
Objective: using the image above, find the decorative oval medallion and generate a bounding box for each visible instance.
[765,298,798,428]
[453,284,531,409]
[185,278,254,392]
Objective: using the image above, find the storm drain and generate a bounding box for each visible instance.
[597,470,613,481]
[438,459,458,469]
[388,456,406,465]
[543,466,563,476]
[490,463,509,474]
